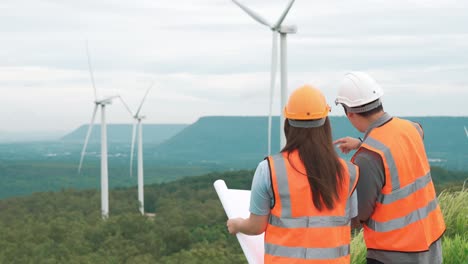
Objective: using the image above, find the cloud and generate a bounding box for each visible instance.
[0,0,467,131]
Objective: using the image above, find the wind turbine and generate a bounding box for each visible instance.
[78,41,118,219]
[120,84,152,215]
[232,0,297,153]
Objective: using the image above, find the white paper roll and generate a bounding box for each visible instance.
[214,179,264,264]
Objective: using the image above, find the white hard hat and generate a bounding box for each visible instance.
[335,71,384,113]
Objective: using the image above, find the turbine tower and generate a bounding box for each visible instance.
[78,41,118,219]
[232,0,297,153]
[120,84,152,215]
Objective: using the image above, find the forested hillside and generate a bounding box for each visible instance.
[0,170,251,263]
[0,168,466,263]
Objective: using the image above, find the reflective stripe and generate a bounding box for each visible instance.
[367,198,439,232]
[346,162,357,195]
[272,154,291,217]
[378,172,432,204]
[265,243,350,260]
[364,137,401,190]
[270,215,349,228]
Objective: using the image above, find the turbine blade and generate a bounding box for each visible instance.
[119,96,134,117]
[130,121,137,178]
[85,40,98,100]
[135,82,153,116]
[232,0,273,28]
[268,32,279,155]
[465,126,468,138]
[274,0,296,29]
[78,104,98,173]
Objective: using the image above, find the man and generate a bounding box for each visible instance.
[334,72,445,264]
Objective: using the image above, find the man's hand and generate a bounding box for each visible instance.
[333,137,361,154]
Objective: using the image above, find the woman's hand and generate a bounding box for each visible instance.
[333,137,361,154]
[227,218,243,235]
[226,214,269,235]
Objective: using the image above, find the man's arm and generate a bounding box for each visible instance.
[353,150,385,223]
[349,191,361,228]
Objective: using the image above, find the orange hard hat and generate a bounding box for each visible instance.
[284,85,330,121]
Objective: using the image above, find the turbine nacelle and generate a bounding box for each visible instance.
[277,25,297,34]
[95,96,119,105]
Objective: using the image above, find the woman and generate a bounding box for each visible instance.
[227,85,359,264]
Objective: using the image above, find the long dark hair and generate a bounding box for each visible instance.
[282,117,344,211]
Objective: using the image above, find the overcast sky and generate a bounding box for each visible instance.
[1,0,467,133]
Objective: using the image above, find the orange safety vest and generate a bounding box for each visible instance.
[352,117,446,252]
[265,151,359,264]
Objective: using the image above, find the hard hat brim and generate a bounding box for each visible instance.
[288,118,326,128]
[341,99,382,113]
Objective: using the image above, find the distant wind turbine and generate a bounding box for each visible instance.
[120,84,153,215]
[78,41,119,219]
[232,0,297,153]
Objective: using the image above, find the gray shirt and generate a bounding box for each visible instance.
[249,159,358,218]
[354,113,442,264]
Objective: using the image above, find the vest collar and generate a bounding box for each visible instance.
[363,112,393,140]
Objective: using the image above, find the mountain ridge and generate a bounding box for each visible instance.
[150,115,468,170]
[61,124,188,144]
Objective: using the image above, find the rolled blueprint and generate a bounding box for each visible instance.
[214,179,264,264]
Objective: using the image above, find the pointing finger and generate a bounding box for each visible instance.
[333,138,346,145]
